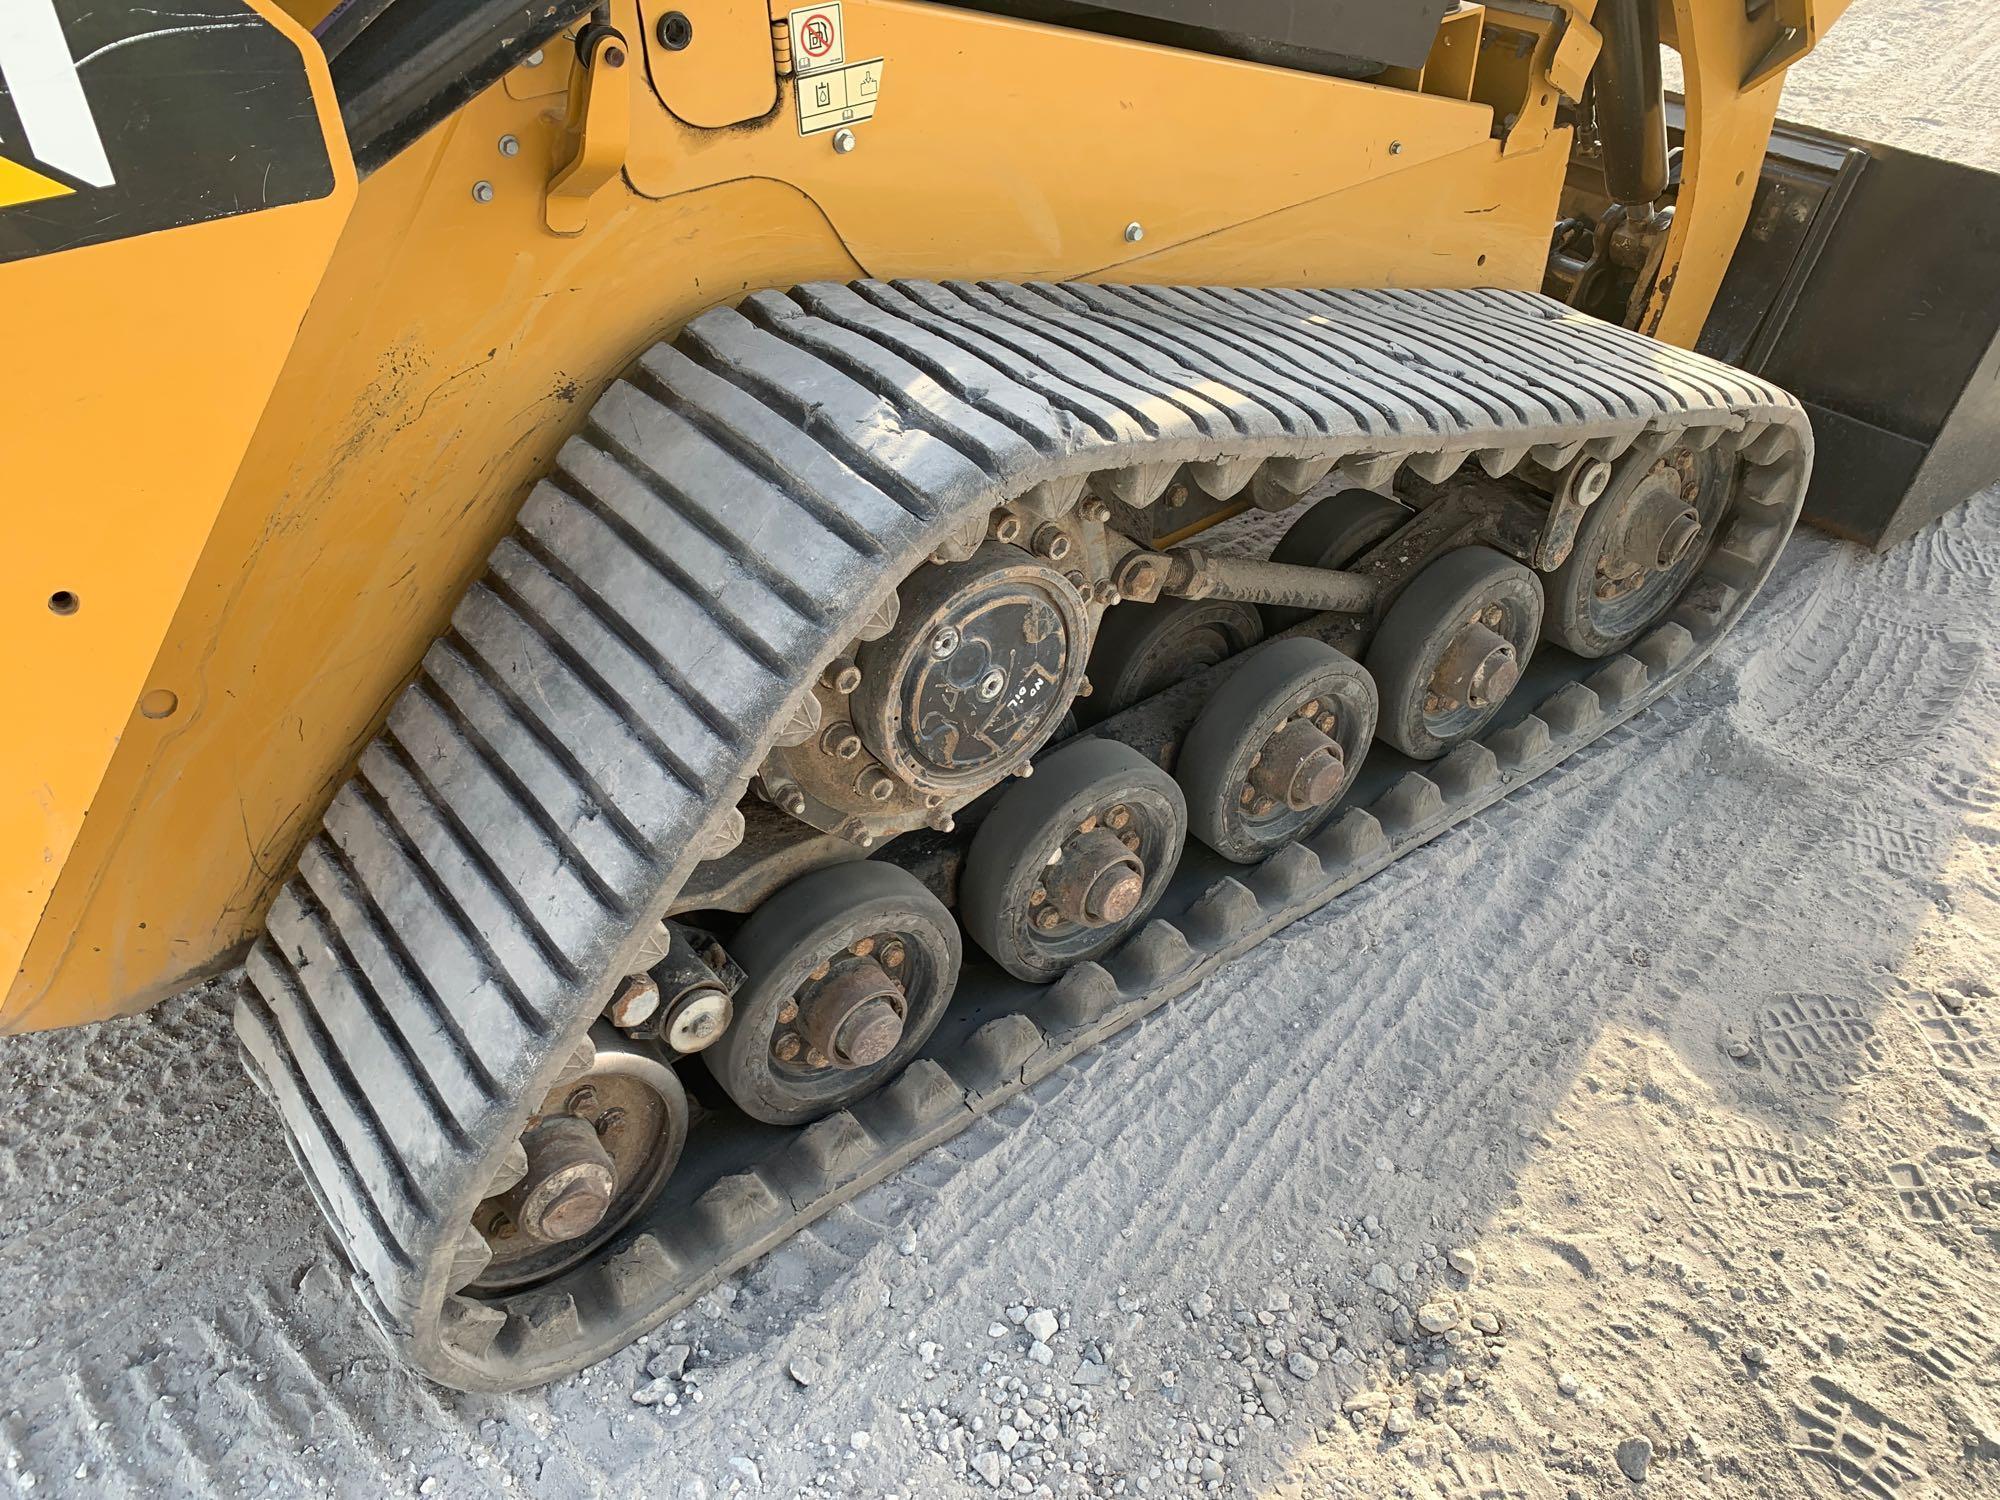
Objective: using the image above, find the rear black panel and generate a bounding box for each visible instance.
[931,1,1454,78]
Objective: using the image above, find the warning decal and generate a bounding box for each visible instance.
[796,57,883,136]
[789,4,846,74]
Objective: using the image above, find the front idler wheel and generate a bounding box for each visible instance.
[467,1026,689,1293]
[706,862,961,1126]
[1543,445,1729,658]
[960,737,1187,982]
[1177,636,1378,863]
[1367,546,1543,760]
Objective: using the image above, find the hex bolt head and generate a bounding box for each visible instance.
[605,974,661,1028]
[857,766,896,802]
[1035,906,1062,931]
[1123,221,1145,243]
[1079,497,1112,523]
[989,511,1024,544]
[832,128,857,155]
[977,667,1007,702]
[471,180,495,203]
[773,1033,802,1062]
[823,656,863,694]
[1031,524,1072,561]
[821,722,863,760]
[498,134,520,157]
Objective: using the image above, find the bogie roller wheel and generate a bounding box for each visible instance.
[1366,546,1543,760]
[1078,597,1264,726]
[1177,637,1378,863]
[1543,445,1730,658]
[961,738,1187,982]
[467,1026,688,1292]
[707,863,960,1126]
[1262,489,1413,632]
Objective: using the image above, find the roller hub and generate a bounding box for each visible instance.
[1249,717,1347,812]
[796,957,907,1068]
[1045,826,1146,927]
[507,1115,617,1241]
[1431,620,1521,710]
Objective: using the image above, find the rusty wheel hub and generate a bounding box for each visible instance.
[1429,611,1521,712]
[1043,824,1146,928]
[503,1112,617,1243]
[1248,714,1346,812]
[775,942,911,1071]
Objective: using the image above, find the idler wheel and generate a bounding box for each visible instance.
[1543,445,1730,658]
[1261,489,1413,632]
[1078,597,1263,726]
[467,1026,688,1293]
[960,738,1187,983]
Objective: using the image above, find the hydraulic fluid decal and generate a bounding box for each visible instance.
[0,0,334,263]
[789,3,882,136]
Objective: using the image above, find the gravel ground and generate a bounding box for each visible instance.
[3,4,1997,1497]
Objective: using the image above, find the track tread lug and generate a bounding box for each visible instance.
[690,1171,788,1247]
[774,1112,879,1197]
[1538,682,1604,738]
[956,1013,1049,1094]
[1113,919,1197,988]
[1433,742,1502,802]
[866,1059,969,1133]
[1183,878,1261,946]
[1250,841,1325,904]
[1040,961,1124,1029]
[1633,622,1696,673]
[1373,773,1447,835]
[1588,655,1651,710]
[1308,808,1389,868]
[1487,716,1554,771]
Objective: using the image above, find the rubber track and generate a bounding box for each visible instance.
[236,281,1812,1389]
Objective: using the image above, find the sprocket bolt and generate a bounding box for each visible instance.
[929,625,961,658]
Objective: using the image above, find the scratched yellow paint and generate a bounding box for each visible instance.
[4,0,1828,1030]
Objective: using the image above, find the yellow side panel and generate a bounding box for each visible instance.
[8,0,1573,1030]
[0,2,352,1021]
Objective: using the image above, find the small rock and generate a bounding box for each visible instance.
[786,1355,819,1387]
[1286,1352,1318,1380]
[1071,1360,1111,1387]
[919,1340,941,1365]
[1725,1039,1751,1060]
[1446,1248,1479,1278]
[1007,1305,1030,1325]
[998,1424,1021,1453]
[631,1377,677,1406]
[727,1455,761,1489]
[1615,1436,1654,1483]
[974,1451,1005,1488]
[1028,1341,1055,1366]
[1557,1372,1580,1398]
[989,1323,1008,1338]
[850,1433,871,1451]
[1743,1343,1768,1367]
[1025,1309,1059,1343]
[1417,1304,1459,1334]
[1470,1310,1502,1335]
[1189,1292,1214,1319]
[1384,1408,1412,1436]
[648,1344,691,1380]
[1342,1391,1389,1412]
[1367,1263,1399,1294]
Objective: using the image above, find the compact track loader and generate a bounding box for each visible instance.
[5,0,1994,1389]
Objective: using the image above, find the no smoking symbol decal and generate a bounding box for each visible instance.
[800,15,836,59]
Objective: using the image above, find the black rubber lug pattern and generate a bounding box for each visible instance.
[235,281,1812,1390]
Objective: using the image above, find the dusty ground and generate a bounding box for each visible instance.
[3,3,1997,1496]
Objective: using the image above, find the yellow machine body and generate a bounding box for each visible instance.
[0,0,1846,1031]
